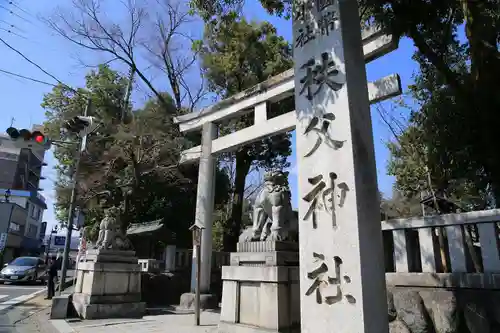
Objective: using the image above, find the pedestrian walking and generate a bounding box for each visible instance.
[45,252,62,300]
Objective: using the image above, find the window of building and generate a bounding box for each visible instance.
[9,222,20,233]
[28,224,38,238]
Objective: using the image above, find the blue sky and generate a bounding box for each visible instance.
[0,0,418,230]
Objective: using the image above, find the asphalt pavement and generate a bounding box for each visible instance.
[0,270,76,333]
[0,285,46,313]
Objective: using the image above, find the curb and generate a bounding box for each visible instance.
[10,277,76,309]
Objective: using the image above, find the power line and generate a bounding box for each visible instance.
[0,4,32,25]
[0,69,24,84]
[0,18,25,33]
[8,1,36,20]
[0,67,58,87]
[0,27,26,39]
[0,35,78,93]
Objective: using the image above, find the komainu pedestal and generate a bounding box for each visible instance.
[219,241,300,333]
[72,249,145,319]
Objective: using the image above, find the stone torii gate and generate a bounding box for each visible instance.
[174,0,401,331]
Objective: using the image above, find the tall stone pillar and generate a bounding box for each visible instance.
[292,0,389,332]
[180,122,218,309]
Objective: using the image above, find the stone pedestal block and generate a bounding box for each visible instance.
[219,241,300,333]
[72,249,145,319]
[179,292,219,310]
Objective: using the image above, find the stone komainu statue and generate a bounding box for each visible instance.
[240,170,298,242]
[94,206,133,251]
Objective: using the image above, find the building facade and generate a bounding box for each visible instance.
[0,202,29,263]
[0,126,49,257]
[0,129,46,192]
[0,189,47,256]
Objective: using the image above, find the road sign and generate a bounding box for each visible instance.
[54,236,66,246]
[0,233,8,251]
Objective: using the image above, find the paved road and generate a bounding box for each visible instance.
[0,269,75,314]
[0,270,76,333]
[0,285,46,313]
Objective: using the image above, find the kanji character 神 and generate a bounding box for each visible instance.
[302,173,350,229]
[305,253,355,305]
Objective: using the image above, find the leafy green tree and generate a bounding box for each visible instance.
[191,0,500,203]
[198,17,293,251]
[387,123,489,212]
[42,65,231,247]
[380,188,423,219]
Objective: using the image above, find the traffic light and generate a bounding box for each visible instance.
[5,127,50,148]
[64,116,98,137]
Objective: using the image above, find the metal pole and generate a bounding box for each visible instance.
[58,98,91,295]
[195,241,201,326]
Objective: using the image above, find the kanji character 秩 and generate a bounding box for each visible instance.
[299,52,344,101]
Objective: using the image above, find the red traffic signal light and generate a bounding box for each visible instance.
[5,128,49,146]
[32,131,46,144]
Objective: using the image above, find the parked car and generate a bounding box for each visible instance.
[0,256,47,284]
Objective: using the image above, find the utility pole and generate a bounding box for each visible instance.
[58,98,92,295]
[122,68,135,122]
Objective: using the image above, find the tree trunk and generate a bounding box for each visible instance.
[222,150,252,252]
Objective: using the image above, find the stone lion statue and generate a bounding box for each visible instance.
[240,170,298,242]
[81,225,93,248]
[94,206,133,250]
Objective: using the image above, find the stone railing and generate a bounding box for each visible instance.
[382,209,500,273]
[171,209,500,275]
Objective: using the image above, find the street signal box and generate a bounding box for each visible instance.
[5,127,50,149]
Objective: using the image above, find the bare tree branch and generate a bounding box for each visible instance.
[45,0,205,113]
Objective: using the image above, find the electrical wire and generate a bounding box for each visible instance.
[0,67,58,87]
[0,27,26,39]
[0,35,79,94]
[8,1,36,20]
[0,18,25,33]
[0,69,24,84]
[0,4,32,25]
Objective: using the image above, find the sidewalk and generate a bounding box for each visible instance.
[10,276,76,333]
[16,307,221,333]
[62,311,221,333]
[10,295,56,333]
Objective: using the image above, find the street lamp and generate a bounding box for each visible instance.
[4,189,10,203]
[189,223,204,326]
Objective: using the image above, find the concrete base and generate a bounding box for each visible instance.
[72,298,145,320]
[219,241,300,332]
[179,292,218,310]
[72,249,146,320]
[50,295,71,319]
